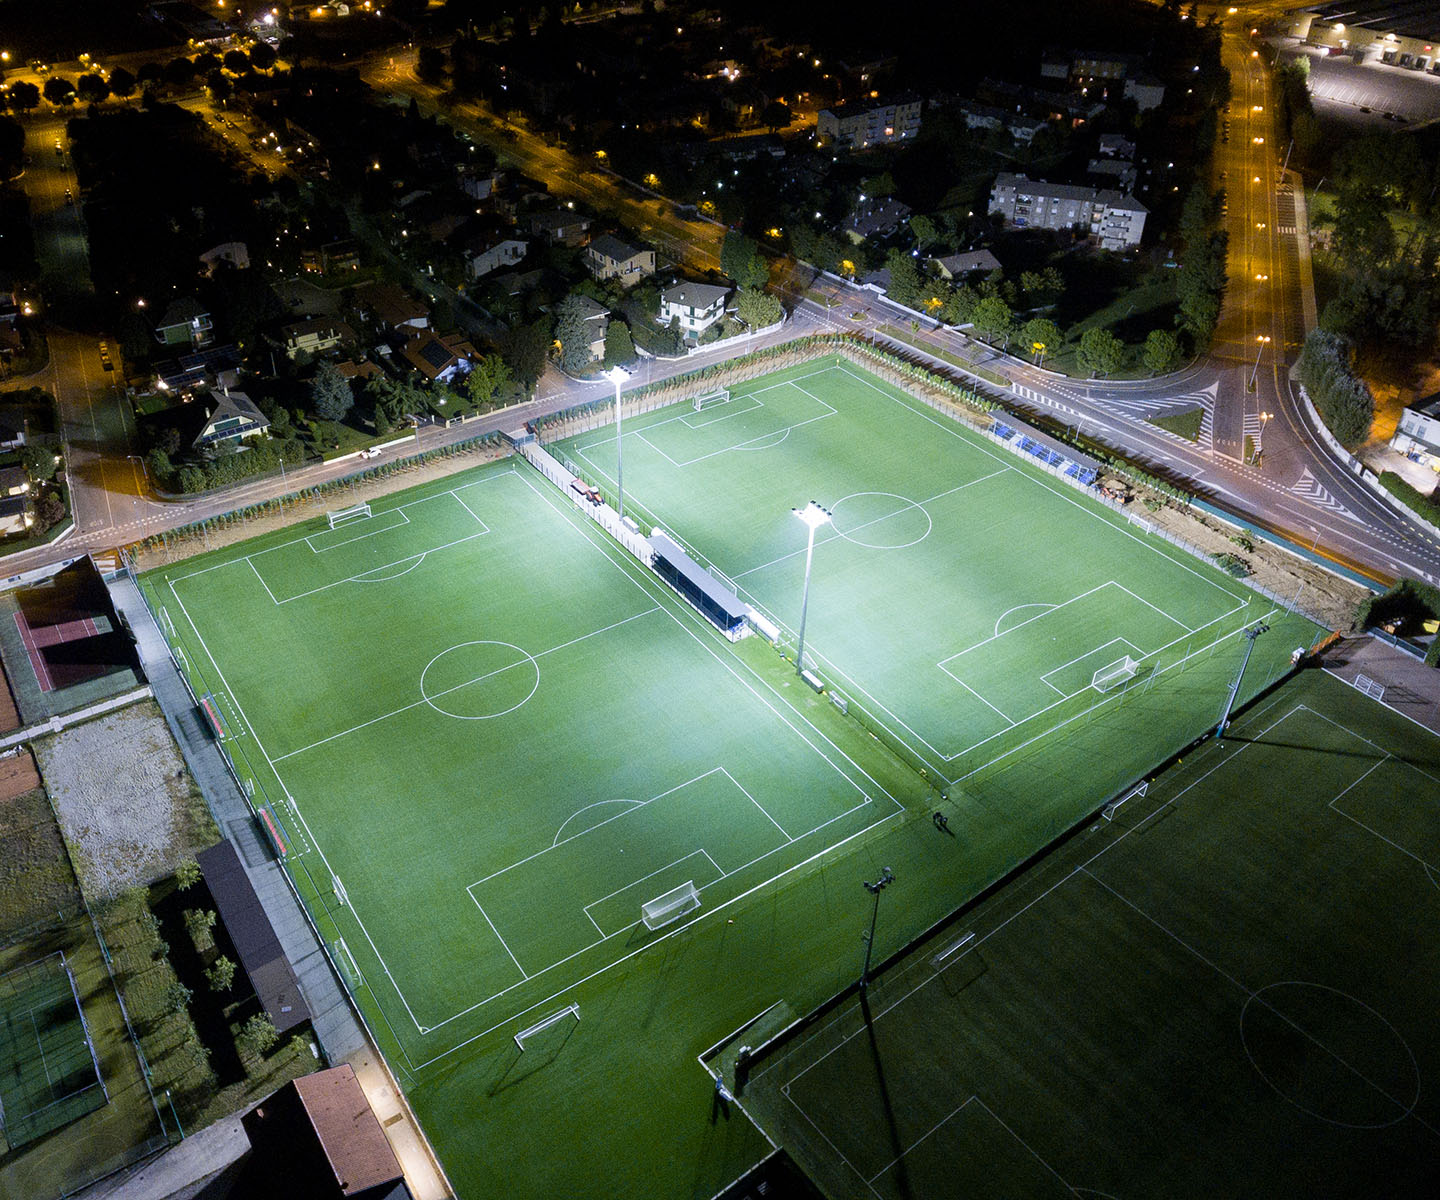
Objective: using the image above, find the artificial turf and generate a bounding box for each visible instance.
[743,668,1440,1199]
[138,353,1324,1198]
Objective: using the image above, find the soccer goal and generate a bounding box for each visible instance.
[1353,674,1386,701]
[693,388,731,413]
[1091,655,1139,693]
[328,502,372,530]
[514,1002,580,1050]
[641,880,701,930]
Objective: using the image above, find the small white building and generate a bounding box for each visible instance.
[1391,393,1440,470]
[659,281,732,339]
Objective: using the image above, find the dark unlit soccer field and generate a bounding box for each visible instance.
[745,668,1440,1198]
[141,355,1321,1197]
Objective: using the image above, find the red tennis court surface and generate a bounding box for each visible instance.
[14,612,107,693]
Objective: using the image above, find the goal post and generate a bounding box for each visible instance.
[328,502,372,530]
[514,1002,580,1050]
[693,388,731,412]
[1091,655,1139,693]
[641,880,701,930]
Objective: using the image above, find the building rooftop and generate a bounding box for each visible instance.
[661,280,732,308]
[1306,1,1440,44]
[588,233,642,263]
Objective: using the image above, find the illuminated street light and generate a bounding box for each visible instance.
[792,501,831,678]
[1249,335,1271,391]
[1256,410,1272,460]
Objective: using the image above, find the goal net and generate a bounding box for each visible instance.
[693,388,731,412]
[328,503,372,529]
[1091,655,1139,693]
[641,880,701,930]
[514,1002,580,1050]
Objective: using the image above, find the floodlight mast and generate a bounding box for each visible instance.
[1216,622,1269,737]
[606,366,629,520]
[793,501,832,677]
[859,867,895,992]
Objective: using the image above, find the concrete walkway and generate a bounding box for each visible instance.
[100,573,451,1200]
[0,685,152,752]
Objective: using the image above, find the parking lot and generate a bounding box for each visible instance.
[1285,41,1440,128]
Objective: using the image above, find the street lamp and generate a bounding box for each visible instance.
[1032,340,1046,367]
[1256,410,1271,461]
[792,501,831,677]
[605,365,629,520]
[858,867,895,991]
[1249,334,1270,392]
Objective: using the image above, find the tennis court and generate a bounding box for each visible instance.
[558,357,1308,784]
[142,463,902,1069]
[743,669,1440,1198]
[0,953,106,1150]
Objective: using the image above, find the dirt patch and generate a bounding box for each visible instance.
[0,746,41,802]
[35,701,219,903]
[1111,481,1369,631]
[0,781,82,939]
[0,662,19,735]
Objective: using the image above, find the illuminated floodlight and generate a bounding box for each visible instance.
[606,366,629,520]
[792,502,831,677]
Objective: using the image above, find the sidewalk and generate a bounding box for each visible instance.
[102,572,450,1200]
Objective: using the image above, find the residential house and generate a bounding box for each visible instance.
[931,249,1003,281]
[1390,392,1440,469]
[198,241,250,275]
[321,240,361,274]
[458,166,501,202]
[659,280,732,339]
[456,225,528,281]
[0,465,29,497]
[1088,158,1139,191]
[0,280,19,327]
[193,390,270,450]
[335,359,382,383]
[1124,74,1166,112]
[817,96,923,150]
[0,412,25,451]
[1098,133,1137,159]
[844,197,913,242]
[397,190,475,243]
[355,283,430,337]
[527,209,593,247]
[988,174,1147,250]
[584,235,656,286]
[401,330,478,384]
[281,318,356,360]
[153,344,243,396]
[153,296,213,349]
[0,494,31,536]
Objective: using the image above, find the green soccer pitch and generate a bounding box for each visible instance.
[558,356,1314,787]
[142,463,905,1069]
[139,352,1325,1199]
[743,668,1440,1199]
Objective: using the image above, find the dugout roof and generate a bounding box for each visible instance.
[198,840,311,1034]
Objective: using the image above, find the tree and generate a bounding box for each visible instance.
[720,231,769,290]
[761,100,791,132]
[146,447,174,485]
[34,492,66,532]
[163,57,195,88]
[1020,266,1064,308]
[417,46,448,84]
[1078,327,1127,377]
[207,71,232,105]
[76,73,110,105]
[240,1014,279,1057]
[206,956,237,992]
[249,44,277,73]
[908,214,939,252]
[175,858,202,890]
[7,81,40,115]
[1020,317,1062,365]
[177,465,207,493]
[108,67,137,101]
[310,362,354,422]
[193,52,222,76]
[464,352,513,406]
[223,50,251,75]
[502,317,552,393]
[20,443,58,483]
[184,907,217,946]
[554,294,596,373]
[735,287,783,328]
[603,320,636,368]
[164,980,193,1015]
[1142,328,1182,375]
[42,77,76,107]
[940,284,979,326]
[135,62,164,88]
[971,295,1013,347]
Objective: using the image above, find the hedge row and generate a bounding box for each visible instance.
[1377,471,1440,526]
[133,432,504,553]
[1298,329,1374,449]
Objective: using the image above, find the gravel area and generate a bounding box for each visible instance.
[35,701,219,902]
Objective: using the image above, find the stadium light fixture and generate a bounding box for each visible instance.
[606,366,629,520]
[859,867,895,991]
[793,501,831,677]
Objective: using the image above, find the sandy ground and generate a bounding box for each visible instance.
[35,701,218,902]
